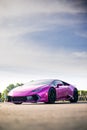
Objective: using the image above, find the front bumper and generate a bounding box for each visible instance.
[8,92,48,103]
[7,94,40,103]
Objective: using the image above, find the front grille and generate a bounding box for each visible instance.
[12,96,27,102]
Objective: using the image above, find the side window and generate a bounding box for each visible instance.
[62,81,70,86]
[51,80,63,87]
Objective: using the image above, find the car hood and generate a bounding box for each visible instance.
[8,84,48,96]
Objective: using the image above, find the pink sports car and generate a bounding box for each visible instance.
[8,79,78,104]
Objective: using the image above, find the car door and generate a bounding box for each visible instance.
[52,80,65,99]
[62,81,70,97]
[57,83,66,99]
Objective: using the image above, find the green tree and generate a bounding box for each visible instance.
[78,90,87,101]
[1,83,23,102]
[78,90,87,96]
[0,92,1,102]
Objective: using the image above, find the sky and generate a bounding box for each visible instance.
[0,0,87,92]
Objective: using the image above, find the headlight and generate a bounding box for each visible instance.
[32,88,42,92]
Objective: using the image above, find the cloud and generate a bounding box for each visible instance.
[0,0,87,27]
[0,0,86,19]
[73,51,87,58]
[0,40,87,79]
[75,31,87,38]
[0,0,86,43]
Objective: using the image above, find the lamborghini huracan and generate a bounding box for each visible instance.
[8,79,78,104]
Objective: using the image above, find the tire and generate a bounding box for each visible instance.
[70,88,78,103]
[13,102,22,105]
[47,87,56,104]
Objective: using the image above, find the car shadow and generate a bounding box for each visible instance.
[22,101,87,105]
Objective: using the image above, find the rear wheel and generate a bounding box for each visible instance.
[70,88,78,103]
[47,88,56,104]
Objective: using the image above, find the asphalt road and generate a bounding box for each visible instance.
[0,102,87,130]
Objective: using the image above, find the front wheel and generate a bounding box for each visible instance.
[46,88,56,104]
[13,102,22,105]
[70,88,78,103]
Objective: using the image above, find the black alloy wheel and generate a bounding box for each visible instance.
[13,102,22,105]
[47,87,56,104]
[70,88,78,103]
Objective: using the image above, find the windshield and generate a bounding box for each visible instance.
[24,79,53,87]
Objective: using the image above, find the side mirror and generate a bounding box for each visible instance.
[57,84,62,88]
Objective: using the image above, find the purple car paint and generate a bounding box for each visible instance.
[8,79,78,104]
